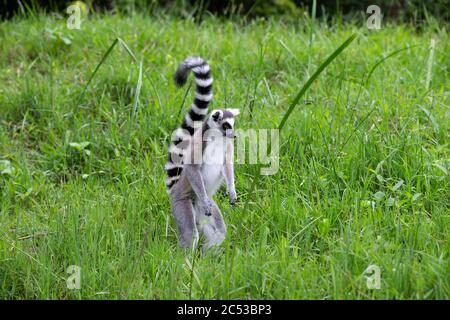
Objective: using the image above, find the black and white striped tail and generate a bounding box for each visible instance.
[166,57,213,192]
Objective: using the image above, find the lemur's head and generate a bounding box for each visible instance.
[207,108,240,138]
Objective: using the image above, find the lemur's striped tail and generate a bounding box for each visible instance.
[165,57,213,191]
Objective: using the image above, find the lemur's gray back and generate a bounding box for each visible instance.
[165,57,213,192]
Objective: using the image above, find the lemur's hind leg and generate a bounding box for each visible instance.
[195,199,226,251]
[171,199,199,249]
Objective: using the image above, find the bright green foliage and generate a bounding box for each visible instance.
[0,13,448,299]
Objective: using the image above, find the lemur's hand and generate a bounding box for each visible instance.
[229,190,237,206]
[200,198,214,216]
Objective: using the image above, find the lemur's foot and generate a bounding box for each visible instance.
[229,191,237,206]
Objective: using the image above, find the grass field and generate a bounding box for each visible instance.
[0,12,448,299]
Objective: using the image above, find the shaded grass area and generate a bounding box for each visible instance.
[0,13,448,299]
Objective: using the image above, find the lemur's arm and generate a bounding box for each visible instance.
[183,164,213,216]
[223,140,237,205]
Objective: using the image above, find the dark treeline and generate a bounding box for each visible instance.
[1,0,448,22]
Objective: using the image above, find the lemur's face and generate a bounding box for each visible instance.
[209,108,240,138]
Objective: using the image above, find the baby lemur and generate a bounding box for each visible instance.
[165,57,239,250]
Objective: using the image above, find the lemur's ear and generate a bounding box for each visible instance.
[227,108,240,116]
[212,110,223,121]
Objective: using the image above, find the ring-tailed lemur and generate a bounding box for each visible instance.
[165,57,239,250]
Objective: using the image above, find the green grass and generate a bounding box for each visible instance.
[0,12,449,299]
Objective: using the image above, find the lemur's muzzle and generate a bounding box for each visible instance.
[224,129,235,139]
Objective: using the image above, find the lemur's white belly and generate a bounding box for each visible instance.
[201,142,225,196]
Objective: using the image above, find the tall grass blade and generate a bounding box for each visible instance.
[127,60,144,141]
[425,38,436,91]
[176,81,193,119]
[77,38,119,105]
[132,61,143,116]
[118,37,138,62]
[308,0,317,73]
[365,44,420,85]
[340,44,420,151]
[278,33,356,131]
[118,37,163,110]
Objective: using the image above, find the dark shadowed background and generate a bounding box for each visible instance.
[1,0,449,23]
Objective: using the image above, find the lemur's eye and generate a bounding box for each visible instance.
[222,122,232,130]
[212,111,221,121]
